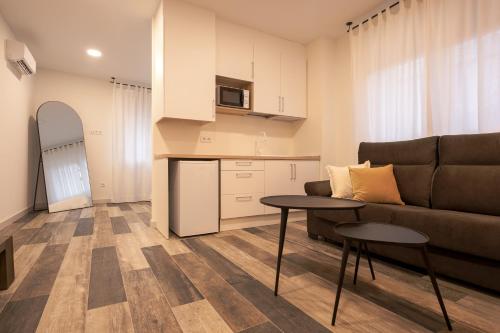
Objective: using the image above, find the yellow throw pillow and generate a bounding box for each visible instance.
[349,164,404,205]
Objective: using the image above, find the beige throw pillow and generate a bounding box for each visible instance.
[325,161,370,199]
[349,164,404,205]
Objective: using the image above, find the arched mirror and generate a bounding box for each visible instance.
[36,101,92,213]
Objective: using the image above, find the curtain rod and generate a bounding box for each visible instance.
[110,77,152,91]
[346,1,400,32]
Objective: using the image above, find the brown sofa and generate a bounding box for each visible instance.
[305,133,500,292]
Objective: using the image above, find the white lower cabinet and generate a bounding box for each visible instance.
[264,160,320,214]
[221,194,265,219]
[220,159,319,218]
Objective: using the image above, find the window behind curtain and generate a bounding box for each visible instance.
[349,0,500,143]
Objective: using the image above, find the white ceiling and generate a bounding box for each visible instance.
[0,0,159,84]
[0,0,384,85]
[186,0,386,43]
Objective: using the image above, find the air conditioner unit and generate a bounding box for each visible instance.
[5,39,36,75]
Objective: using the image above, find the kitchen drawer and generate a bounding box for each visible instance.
[221,193,265,219]
[221,159,264,171]
[221,171,264,194]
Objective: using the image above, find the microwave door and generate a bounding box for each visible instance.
[220,87,243,108]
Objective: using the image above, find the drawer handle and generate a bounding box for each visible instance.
[235,161,252,166]
[236,172,252,178]
[235,195,253,201]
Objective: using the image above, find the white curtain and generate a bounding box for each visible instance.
[350,0,500,143]
[111,83,152,203]
[427,0,500,135]
[43,141,92,207]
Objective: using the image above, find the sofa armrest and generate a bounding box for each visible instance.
[304,180,332,197]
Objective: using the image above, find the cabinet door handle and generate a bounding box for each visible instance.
[290,163,293,180]
[293,163,297,180]
[236,195,252,201]
[251,61,254,80]
[235,161,252,166]
[282,96,285,113]
[236,172,252,178]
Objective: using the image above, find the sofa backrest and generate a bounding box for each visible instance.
[358,136,439,207]
[432,132,500,216]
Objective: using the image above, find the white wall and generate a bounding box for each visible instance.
[155,114,295,156]
[327,34,357,166]
[32,69,113,201]
[292,35,358,180]
[0,12,36,224]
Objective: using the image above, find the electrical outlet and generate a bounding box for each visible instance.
[99,183,105,188]
[199,132,214,143]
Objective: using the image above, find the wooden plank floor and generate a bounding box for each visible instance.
[0,203,498,333]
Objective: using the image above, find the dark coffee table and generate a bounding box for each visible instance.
[332,222,452,331]
[259,195,366,296]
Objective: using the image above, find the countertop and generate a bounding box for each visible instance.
[154,153,320,161]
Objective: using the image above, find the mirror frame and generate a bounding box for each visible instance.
[35,101,93,213]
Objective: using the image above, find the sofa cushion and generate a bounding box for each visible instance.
[439,132,500,165]
[358,136,438,208]
[349,165,404,205]
[432,166,500,216]
[391,205,500,261]
[313,202,397,224]
[432,133,500,216]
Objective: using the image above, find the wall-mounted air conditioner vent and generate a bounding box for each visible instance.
[5,39,36,75]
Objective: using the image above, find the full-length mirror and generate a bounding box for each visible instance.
[37,101,92,212]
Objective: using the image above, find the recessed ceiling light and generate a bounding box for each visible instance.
[86,49,102,58]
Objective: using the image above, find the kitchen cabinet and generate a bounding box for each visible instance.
[264,160,320,214]
[220,159,319,218]
[163,0,215,122]
[220,160,265,219]
[216,20,254,82]
[279,41,307,119]
[253,34,307,119]
[253,34,282,116]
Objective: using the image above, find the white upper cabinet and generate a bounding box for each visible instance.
[163,0,215,122]
[216,21,254,82]
[280,41,307,119]
[253,33,307,119]
[253,34,282,116]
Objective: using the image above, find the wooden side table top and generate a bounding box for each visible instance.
[260,195,366,210]
[334,222,430,247]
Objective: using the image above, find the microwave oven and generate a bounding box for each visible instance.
[216,85,250,109]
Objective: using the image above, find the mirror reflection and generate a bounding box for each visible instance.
[37,101,92,212]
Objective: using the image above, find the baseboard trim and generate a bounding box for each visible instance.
[93,198,111,204]
[0,206,31,230]
[220,211,306,231]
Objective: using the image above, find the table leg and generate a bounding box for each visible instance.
[421,246,452,331]
[363,242,376,280]
[353,242,361,285]
[332,239,351,325]
[354,209,361,221]
[274,207,289,296]
[0,236,14,290]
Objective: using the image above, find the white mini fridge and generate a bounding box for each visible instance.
[169,160,219,237]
